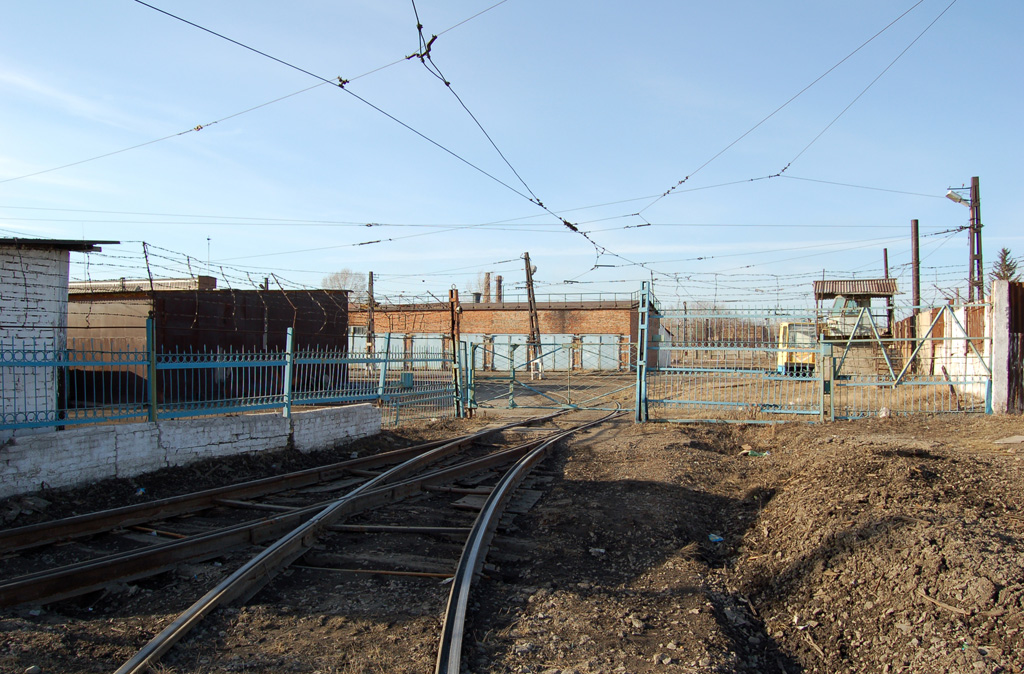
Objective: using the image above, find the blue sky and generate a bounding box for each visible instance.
[1,0,1020,306]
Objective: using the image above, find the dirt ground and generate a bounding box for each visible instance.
[1,411,1023,673]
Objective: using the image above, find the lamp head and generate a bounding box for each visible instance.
[946,190,970,206]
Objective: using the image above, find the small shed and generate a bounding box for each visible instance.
[814,279,898,336]
[1,238,116,438]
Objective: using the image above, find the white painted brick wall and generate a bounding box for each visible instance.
[114,423,164,475]
[0,405,381,499]
[292,404,381,453]
[161,415,291,467]
[0,426,117,496]
[1,247,71,443]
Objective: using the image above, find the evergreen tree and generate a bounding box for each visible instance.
[989,248,1020,283]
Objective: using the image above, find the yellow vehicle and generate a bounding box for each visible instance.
[777,322,818,374]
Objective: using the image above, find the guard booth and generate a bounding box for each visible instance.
[814,278,898,339]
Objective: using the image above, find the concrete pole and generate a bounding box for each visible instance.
[990,280,1011,414]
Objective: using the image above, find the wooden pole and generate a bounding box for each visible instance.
[366,271,375,355]
[524,253,541,379]
[969,176,983,302]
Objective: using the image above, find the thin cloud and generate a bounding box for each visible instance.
[0,65,153,132]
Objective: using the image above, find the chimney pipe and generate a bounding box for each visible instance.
[484,272,491,303]
[495,275,503,303]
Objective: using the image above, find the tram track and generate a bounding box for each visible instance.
[0,408,622,672]
[0,412,569,608]
[118,410,622,673]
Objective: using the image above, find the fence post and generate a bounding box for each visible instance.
[146,316,158,422]
[282,327,294,418]
[467,343,478,413]
[377,333,392,401]
[458,341,471,418]
[634,282,650,422]
[818,337,828,422]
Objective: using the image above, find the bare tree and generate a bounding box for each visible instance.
[467,271,488,297]
[322,269,368,301]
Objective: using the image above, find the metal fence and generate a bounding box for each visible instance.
[635,282,993,423]
[1,325,458,434]
[638,299,823,422]
[467,336,635,411]
[827,304,991,418]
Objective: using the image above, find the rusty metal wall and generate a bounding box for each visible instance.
[1010,333,1024,414]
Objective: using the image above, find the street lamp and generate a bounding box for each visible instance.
[945,189,969,206]
[945,177,982,302]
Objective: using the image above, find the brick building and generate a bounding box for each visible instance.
[349,294,665,371]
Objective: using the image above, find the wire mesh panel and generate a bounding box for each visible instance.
[376,341,456,427]
[645,306,822,422]
[468,337,636,412]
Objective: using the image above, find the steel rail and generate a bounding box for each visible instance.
[0,415,567,607]
[0,437,458,554]
[113,411,569,674]
[2,410,569,554]
[435,409,623,674]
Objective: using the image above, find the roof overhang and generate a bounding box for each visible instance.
[0,238,119,253]
[813,279,898,300]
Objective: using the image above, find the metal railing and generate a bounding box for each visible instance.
[1,324,459,434]
[634,282,993,423]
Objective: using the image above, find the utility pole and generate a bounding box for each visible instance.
[948,177,984,302]
[911,220,921,311]
[366,271,375,356]
[523,252,542,379]
[968,176,983,302]
[262,277,270,350]
[449,288,466,417]
[883,248,893,333]
[909,220,922,365]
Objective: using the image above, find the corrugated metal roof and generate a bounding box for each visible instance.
[814,279,898,299]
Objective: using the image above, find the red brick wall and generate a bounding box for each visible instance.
[351,301,637,339]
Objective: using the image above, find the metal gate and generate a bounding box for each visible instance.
[467,335,635,411]
[636,284,823,423]
[635,282,992,423]
[826,303,991,418]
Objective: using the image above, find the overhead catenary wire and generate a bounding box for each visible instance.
[3,2,986,304]
[0,2,504,187]
[638,0,931,214]
[776,0,960,174]
[130,0,536,205]
[127,1,642,266]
